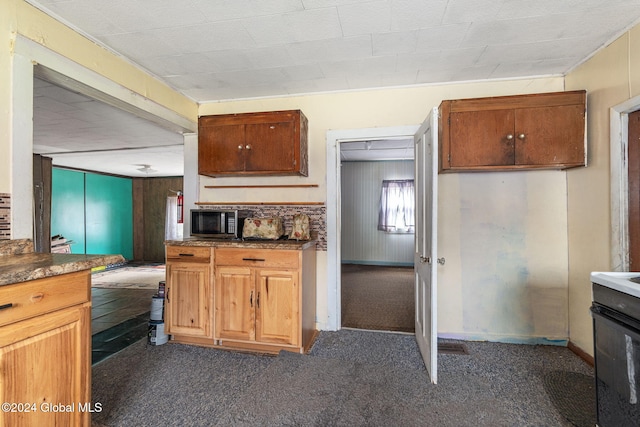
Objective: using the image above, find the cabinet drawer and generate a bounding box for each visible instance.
[166,246,212,263]
[0,271,90,327]
[215,248,299,269]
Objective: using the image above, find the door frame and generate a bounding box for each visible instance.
[9,35,197,240]
[611,95,640,270]
[326,125,419,331]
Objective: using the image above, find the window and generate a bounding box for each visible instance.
[378,179,415,233]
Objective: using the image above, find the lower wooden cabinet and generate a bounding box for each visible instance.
[165,244,317,354]
[0,271,92,427]
[215,246,316,354]
[214,247,316,353]
[215,266,299,347]
[165,246,213,342]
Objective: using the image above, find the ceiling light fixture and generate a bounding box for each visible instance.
[136,164,157,174]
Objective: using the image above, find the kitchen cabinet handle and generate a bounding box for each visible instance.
[250,291,254,308]
[178,253,194,257]
[0,303,13,311]
[238,145,243,150]
[505,134,514,141]
[242,258,265,262]
[256,292,260,308]
[517,133,526,140]
[245,144,252,150]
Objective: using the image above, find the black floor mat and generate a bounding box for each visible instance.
[543,370,596,427]
[92,312,151,364]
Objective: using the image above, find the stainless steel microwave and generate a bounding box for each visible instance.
[190,209,252,239]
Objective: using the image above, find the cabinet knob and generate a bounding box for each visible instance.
[517,133,526,140]
[238,145,243,150]
[245,144,252,150]
[506,134,514,140]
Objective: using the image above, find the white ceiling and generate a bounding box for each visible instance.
[33,78,185,177]
[27,0,640,175]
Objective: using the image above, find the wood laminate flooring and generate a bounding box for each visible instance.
[91,268,161,364]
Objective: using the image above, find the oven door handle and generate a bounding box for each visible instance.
[591,306,640,340]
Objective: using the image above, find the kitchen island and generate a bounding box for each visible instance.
[165,238,317,354]
[0,238,125,427]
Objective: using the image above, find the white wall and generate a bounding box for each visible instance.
[341,161,414,266]
[565,24,640,355]
[199,77,571,342]
[438,171,568,343]
[1,0,578,345]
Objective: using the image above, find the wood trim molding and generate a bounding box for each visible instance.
[204,184,319,189]
[567,341,594,366]
[195,202,325,206]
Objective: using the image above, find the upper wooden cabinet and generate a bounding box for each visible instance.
[198,110,309,177]
[439,90,586,172]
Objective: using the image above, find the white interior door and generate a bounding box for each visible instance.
[414,107,439,384]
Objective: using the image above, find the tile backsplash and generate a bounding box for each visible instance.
[198,204,327,251]
[0,194,9,240]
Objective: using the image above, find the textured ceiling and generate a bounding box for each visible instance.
[26,0,640,175]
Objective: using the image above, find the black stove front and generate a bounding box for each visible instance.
[591,283,640,426]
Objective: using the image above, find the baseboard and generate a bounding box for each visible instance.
[567,341,594,366]
[437,332,568,346]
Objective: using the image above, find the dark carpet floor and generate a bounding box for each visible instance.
[91,329,594,427]
[341,263,414,332]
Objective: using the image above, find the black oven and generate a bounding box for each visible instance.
[591,280,640,426]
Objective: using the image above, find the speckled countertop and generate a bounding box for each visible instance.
[0,239,125,286]
[165,237,317,250]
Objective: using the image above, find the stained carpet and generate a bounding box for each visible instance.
[91,329,594,427]
[341,263,414,332]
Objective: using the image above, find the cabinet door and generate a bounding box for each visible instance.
[0,303,91,427]
[449,109,515,167]
[215,266,254,341]
[515,105,585,166]
[255,269,299,346]
[166,263,212,338]
[198,124,245,175]
[245,121,296,173]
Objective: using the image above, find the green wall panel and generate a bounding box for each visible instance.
[51,169,133,259]
[85,174,133,259]
[51,169,86,254]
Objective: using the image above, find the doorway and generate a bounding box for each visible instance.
[338,139,415,332]
[326,126,419,332]
[610,95,640,270]
[628,110,640,271]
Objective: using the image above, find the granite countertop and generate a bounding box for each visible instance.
[0,252,126,287]
[165,237,317,250]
